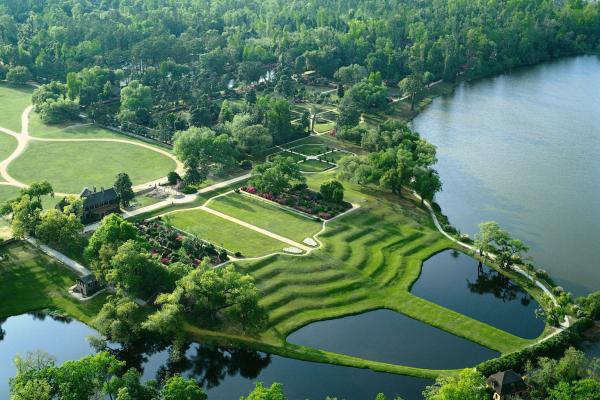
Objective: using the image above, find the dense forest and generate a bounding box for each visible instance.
[1,0,599,144]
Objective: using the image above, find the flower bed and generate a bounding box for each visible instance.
[135,219,228,266]
[241,184,352,220]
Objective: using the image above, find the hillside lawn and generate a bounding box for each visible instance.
[0,133,17,163]
[0,83,32,132]
[206,192,322,243]
[164,208,286,257]
[8,141,176,194]
[0,241,105,322]
[0,185,20,204]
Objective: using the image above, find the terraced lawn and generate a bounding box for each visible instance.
[206,192,322,242]
[0,133,17,163]
[0,83,32,132]
[8,141,176,194]
[164,208,286,257]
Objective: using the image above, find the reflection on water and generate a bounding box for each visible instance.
[0,313,432,399]
[412,250,544,338]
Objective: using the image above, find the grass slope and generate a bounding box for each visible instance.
[164,208,285,257]
[0,241,104,322]
[8,141,176,194]
[0,84,32,132]
[206,192,322,242]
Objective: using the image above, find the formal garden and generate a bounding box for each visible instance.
[267,142,355,173]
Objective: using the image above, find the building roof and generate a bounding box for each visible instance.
[78,274,97,284]
[81,187,118,208]
[487,369,527,396]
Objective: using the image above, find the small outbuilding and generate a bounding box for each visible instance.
[73,274,101,298]
[486,369,528,400]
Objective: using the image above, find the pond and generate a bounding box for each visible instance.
[412,55,600,297]
[287,309,498,369]
[0,313,432,400]
[411,250,545,338]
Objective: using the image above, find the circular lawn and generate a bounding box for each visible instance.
[8,141,176,194]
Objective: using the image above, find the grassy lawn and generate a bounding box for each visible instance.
[129,194,163,208]
[314,121,335,134]
[0,241,105,322]
[0,133,17,163]
[324,150,353,163]
[299,159,334,172]
[0,185,20,204]
[0,83,32,132]
[8,141,176,194]
[292,144,330,156]
[268,151,305,163]
[206,192,322,242]
[28,113,124,139]
[164,208,285,257]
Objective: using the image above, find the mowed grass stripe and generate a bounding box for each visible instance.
[207,192,322,242]
[165,209,285,257]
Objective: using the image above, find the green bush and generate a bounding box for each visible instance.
[167,171,181,185]
[38,98,80,124]
[180,186,197,195]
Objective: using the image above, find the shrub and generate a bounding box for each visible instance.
[38,98,80,124]
[180,186,197,194]
[239,160,253,170]
[167,171,181,185]
[320,180,344,203]
[6,66,31,84]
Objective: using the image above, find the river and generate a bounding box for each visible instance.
[412,55,600,297]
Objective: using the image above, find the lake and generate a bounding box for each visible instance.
[412,55,600,297]
[287,309,498,369]
[411,250,545,338]
[0,313,432,399]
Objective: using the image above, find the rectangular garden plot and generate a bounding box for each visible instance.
[206,192,322,243]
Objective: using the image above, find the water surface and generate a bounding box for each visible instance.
[0,313,432,399]
[412,55,600,296]
[412,250,544,338]
[287,309,498,369]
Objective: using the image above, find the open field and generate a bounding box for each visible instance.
[0,185,20,204]
[206,192,322,242]
[0,241,105,322]
[0,133,17,163]
[28,113,125,139]
[8,141,176,194]
[0,84,32,132]
[292,144,331,156]
[164,208,286,257]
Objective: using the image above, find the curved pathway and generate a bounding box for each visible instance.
[0,106,184,196]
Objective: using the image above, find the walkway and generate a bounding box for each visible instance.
[25,236,91,276]
[0,106,185,196]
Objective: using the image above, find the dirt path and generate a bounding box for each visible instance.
[0,106,184,195]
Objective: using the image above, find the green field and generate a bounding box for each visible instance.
[0,185,20,204]
[0,241,104,321]
[0,133,17,163]
[8,141,176,194]
[164,208,286,257]
[314,121,336,134]
[207,192,322,242]
[292,144,330,156]
[0,83,32,132]
[268,151,305,163]
[299,159,334,172]
[28,113,124,139]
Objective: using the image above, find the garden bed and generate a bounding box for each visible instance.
[241,184,352,220]
[135,219,228,266]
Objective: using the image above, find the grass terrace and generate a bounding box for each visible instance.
[206,192,322,243]
[163,208,286,257]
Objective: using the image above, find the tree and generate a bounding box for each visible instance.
[547,379,600,400]
[37,98,79,124]
[412,167,442,206]
[320,180,344,203]
[336,83,345,98]
[93,292,142,345]
[240,382,285,400]
[173,127,238,185]
[35,203,84,248]
[1,195,42,238]
[399,74,424,111]
[114,173,135,207]
[337,97,361,128]
[474,221,503,258]
[6,66,31,84]
[118,80,153,125]
[423,369,488,400]
[20,181,54,202]
[250,156,305,196]
[236,124,273,155]
[334,64,368,86]
[346,76,387,111]
[32,81,67,111]
[161,375,207,400]
[167,171,181,185]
